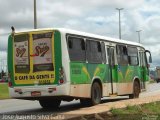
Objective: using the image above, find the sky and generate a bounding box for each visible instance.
[0,0,160,70]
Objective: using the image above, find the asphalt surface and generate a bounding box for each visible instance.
[0,83,160,118]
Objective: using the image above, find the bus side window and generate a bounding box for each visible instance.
[116,45,128,65]
[68,39,73,49]
[101,42,106,63]
[86,40,102,63]
[139,51,146,67]
[107,47,115,66]
[81,39,85,50]
[139,52,142,66]
[107,47,110,64]
[67,36,86,62]
[97,42,101,52]
[128,47,139,66]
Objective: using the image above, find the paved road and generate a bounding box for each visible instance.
[0,83,160,115]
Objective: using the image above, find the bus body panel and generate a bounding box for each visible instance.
[117,65,141,95]
[8,30,70,98]
[9,83,70,98]
[70,63,109,84]
[7,28,151,101]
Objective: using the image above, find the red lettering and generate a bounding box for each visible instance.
[35,46,49,57]
[16,48,26,57]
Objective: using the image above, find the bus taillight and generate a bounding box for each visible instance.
[59,79,64,84]
[59,67,65,84]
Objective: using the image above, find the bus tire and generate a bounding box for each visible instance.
[129,81,140,99]
[90,82,102,105]
[80,82,101,106]
[39,99,61,109]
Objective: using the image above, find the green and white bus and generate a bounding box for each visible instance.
[7,28,152,108]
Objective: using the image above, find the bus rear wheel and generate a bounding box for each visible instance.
[90,82,102,105]
[129,81,140,99]
[80,82,102,106]
[39,99,61,109]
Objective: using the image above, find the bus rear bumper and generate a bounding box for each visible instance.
[9,83,70,99]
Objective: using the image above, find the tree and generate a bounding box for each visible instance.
[1,70,5,79]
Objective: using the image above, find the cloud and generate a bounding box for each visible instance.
[0,0,160,67]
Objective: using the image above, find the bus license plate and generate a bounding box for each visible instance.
[31,91,41,96]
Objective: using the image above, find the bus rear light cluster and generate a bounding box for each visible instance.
[59,67,64,75]
[59,79,64,84]
[59,67,65,84]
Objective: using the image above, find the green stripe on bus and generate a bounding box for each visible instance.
[70,63,149,84]
[54,30,62,84]
[8,35,16,86]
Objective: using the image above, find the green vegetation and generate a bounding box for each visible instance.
[149,80,156,84]
[111,104,142,115]
[0,70,6,79]
[70,101,160,120]
[109,101,160,120]
[0,83,9,99]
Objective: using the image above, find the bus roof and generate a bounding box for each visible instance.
[13,28,143,48]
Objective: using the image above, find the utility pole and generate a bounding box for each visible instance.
[116,8,124,39]
[136,30,142,43]
[34,0,37,29]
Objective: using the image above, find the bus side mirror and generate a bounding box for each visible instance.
[145,50,152,63]
[149,56,152,63]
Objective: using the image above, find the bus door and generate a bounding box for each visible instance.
[106,46,117,95]
[139,51,147,89]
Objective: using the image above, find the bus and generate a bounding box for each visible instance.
[7,28,152,108]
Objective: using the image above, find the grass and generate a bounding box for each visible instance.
[0,83,9,99]
[109,101,160,120]
[149,79,156,84]
[71,102,160,120]
[68,102,160,120]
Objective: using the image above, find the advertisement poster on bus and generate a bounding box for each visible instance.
[32,32,54,72]
[14,37,30,73]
